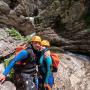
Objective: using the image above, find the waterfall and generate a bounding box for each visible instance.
[25,17,35,27]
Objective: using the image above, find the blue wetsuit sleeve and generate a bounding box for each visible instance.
[3,50,28,76]
[45,56,52,84]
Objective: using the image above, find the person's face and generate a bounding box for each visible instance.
[32,41,41,50]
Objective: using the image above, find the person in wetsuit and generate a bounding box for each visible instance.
[38,40,54,90]
[0,36,42,90]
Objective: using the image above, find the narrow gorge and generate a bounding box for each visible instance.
[0,0,90,90]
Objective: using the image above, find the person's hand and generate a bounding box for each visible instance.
[44,83,48,88]
[44,51,50,58]
[0,71,6,83]
[44,83,52,90]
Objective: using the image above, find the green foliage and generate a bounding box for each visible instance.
[24,35,32,42]
[7,27,36,43]
[7,28,24,40]
[34,17,43,24]
[82,10,90,27]
[52,0,60,9]
[85,16,90,26]
[84,29,90,32]
[24,32,36,42]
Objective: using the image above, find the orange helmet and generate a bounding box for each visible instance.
[41,40,50,47]
[31,36,41,42]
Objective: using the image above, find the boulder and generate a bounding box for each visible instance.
[0,1,10,15]
[0,81,16,90]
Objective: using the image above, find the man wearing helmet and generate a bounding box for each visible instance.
[0,36,42,90]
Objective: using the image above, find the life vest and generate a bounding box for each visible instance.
[14,45,37,75]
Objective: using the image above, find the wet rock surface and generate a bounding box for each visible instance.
[52,52,90,90]
[0,28,21,57]
[0,81,16,90]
